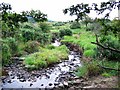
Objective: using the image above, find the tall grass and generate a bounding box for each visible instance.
[24,45,69,69]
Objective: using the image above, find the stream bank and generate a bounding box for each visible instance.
[1,40,82,89]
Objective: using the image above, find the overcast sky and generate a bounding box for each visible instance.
[0,0,118,21]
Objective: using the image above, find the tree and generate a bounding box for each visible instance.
[63,1,120,53]
[0,2,28,37]
[63,1,120,20]
[82,15,93,30]
[21,10,47,22]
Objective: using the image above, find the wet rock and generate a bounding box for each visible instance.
[30,83,33,86]
[68,87,75,90]
[83,85,95,88]
[41,84,44,86]
[58,83,64,87]
[63,81,68,87]
[49,83,53,86]
[7,80,12,83]
[19,79,26,82]
[54,82,59,86]
[70,63,74,66]
[11,76,15,79]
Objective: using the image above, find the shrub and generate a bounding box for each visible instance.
[21,29,35,42]
[2,43,11,65]
[98,35,120,60]
[75,66,88,77]
[59,29,72,37]
[86,60,102,76]
[6,37,18,55]
[39,22,50,33]
[36,33,52,45]
[70,21,81,29]
[24,41,40,53]
[76,60,102,77]
[46,45,55,49]
[100,60,119,76]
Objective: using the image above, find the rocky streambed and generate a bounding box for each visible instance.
[1,40,82,89]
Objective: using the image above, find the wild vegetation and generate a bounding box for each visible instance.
[0,1,120,89]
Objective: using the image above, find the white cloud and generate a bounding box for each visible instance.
[0,0,118,21]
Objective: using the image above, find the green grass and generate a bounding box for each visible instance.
[24,45,69,69]
[61,28,97,57]
[75,59,119,78]
[100,60,119,76]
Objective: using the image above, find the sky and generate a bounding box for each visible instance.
[0,0,118,21]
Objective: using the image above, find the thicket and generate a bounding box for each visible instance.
[1,3,52,65]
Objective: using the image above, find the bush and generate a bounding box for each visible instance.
[75,66,88,77]
[70,21,81,29]
[39,22,50,33]
[46,45,55,49]
[86,60,102,76]
[76,60,102,77]
[21,29,35,42]
[6,37,18,55]
[35,33,52,45]
[98,35,120,60]
[59,29,72,37]
[2,43,11,65]
[24,41,40,53]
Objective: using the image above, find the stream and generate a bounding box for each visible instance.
[1,40,82,89]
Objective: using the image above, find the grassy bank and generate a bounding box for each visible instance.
[61,28,119,78]
[24,45,69,70]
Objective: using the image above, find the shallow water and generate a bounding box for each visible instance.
[1,40,82,89]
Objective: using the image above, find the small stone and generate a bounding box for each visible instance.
[41,84,44,86]
[19,79,26,82]
[68,87,75,90]
[30,83,33,86]
[63,81,68,86]
[49,83,53,86]
[7,80,12,83]
[70,63,74,66]
[54,82,59,86]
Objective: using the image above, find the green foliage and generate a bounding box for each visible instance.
[83,50,95,57]
[35,33,52,44]
[62,30,97,58]
[100,60,119,76]
[102,72,111,77]
[21,10,47,22]
[2,43,11,65]
[21,29,35,42]
[59,29,72,37]
[53,22,65,26]
[6,37,18,55]
[24,41,40,53]
[46,45,55,49]
[76,60,102,77]
[70,21,81,29]
[24,45,69,69]
[86,60,102,76]
[39,22,50,33]
[75,66,88,77]
[97,34,120,60]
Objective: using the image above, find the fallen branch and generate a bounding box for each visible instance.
[97,64,120,71]
[91,34,120,53]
